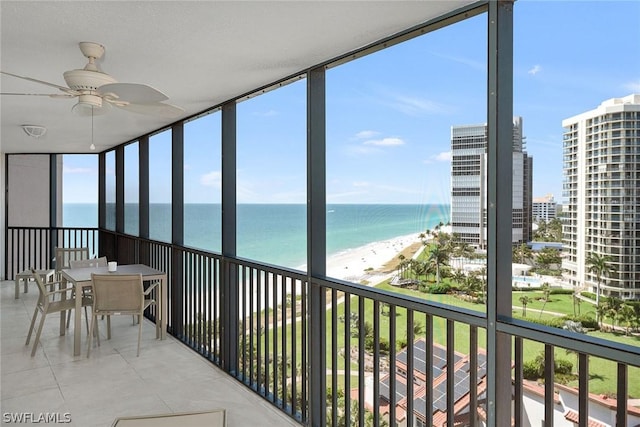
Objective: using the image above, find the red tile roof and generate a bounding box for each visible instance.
[564,409,606,427]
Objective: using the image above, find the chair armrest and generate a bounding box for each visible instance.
[143,281,160,296]
[45,286,76,297]
[40,279,66,288]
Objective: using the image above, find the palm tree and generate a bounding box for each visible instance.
[617,304,635,336]
[427,244,449,284]
[538,282,551,319]
[595,303,608,330]
[586,253,614,320]
[604,297,623,328]
[536,247,561,270]
[452,239,475,260]
[450,270,467,290]
[519,295,532,317]
[396,255,408,280]
[572,291,581,316]
[463,274,482,300]
[513,243,532,265]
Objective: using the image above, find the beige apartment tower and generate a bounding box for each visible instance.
[562,94,640,299]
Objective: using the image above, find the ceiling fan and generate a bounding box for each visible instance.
[0,42,184,118]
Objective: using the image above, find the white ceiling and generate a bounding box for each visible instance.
[1,1,476,154]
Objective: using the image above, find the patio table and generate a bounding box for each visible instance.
[14,269,55,299]
[61,264,167,356]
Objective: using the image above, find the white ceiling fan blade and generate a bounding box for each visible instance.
[114,102,185,118]
[0,92,75,98]
[1,70,78,95]
[99,82,168,104]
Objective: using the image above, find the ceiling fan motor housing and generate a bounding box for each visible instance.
[63,69,116,92]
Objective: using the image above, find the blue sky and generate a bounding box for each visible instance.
[63,0,640,205]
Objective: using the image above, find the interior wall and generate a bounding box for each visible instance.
[7,154,50,226]
[55,155,63,227]
[1,154,5,276]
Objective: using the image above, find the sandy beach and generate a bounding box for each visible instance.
[233,233,426,315]
[324,233,424,284]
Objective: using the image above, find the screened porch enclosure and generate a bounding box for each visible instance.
[3,2,640,427]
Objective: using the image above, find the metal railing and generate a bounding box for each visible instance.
[5,226,640,426]
[5,226,99,278]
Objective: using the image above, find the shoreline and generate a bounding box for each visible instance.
[298,232,424,284]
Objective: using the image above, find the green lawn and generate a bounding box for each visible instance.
[512,291,597,318]
[251,282,639,399]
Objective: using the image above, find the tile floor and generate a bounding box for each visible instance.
[0,279,302,427]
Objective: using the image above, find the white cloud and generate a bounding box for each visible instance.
[363,137,404,147]
[355,130,380,139]
[392,95,449,116]
[623,80,640,92]
[428,51,485,71]
[253,109,278,117]
[424,151,451,164]
[352,181,370,187]
[434,151,451,162]
[528,65,542,75]
[200,171,221,188]
[63,166,93,174]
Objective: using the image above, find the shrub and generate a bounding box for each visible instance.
[365,336,374,353]
[523,360,542,379]
[379,338,391,355]
[396,337,408,351]
[555,359,573,375]
[428,283,451,294]
[513,286,542,292]
[550,289,574,295]
[523,355,574,380]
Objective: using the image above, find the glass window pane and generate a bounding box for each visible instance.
[236,79,306,269]
[124,141,139,236]
[62,154,98,227]
[149,129,172,243]
[326,14,486,309]
[105,151,116,230]
[184,112,222,252]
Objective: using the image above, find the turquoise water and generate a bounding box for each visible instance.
[63,203,450,269]
[513,275,541,285]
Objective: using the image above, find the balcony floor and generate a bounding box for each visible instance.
[1,280,302,427]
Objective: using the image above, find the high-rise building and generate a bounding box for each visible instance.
[562,94,640,300]
[450,116,533,249]
[532,193,557,222]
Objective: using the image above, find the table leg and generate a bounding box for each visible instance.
[59,281,66,336]
[14,277,20,299]
[74,281,82,356]
[160,277,167,340]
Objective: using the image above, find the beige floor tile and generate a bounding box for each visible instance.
[1,280,301,426]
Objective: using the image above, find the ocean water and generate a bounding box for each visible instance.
[63,203,450,269]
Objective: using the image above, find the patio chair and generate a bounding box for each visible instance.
[26,268,92,357]
[69,256,112,326]
[69,256,108,269]
[54,247,90,278]
[55,248,90,328]
[87,273,159,357]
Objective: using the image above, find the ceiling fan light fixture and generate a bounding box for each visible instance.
[71,94,104,116]
[21,124,47,138]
